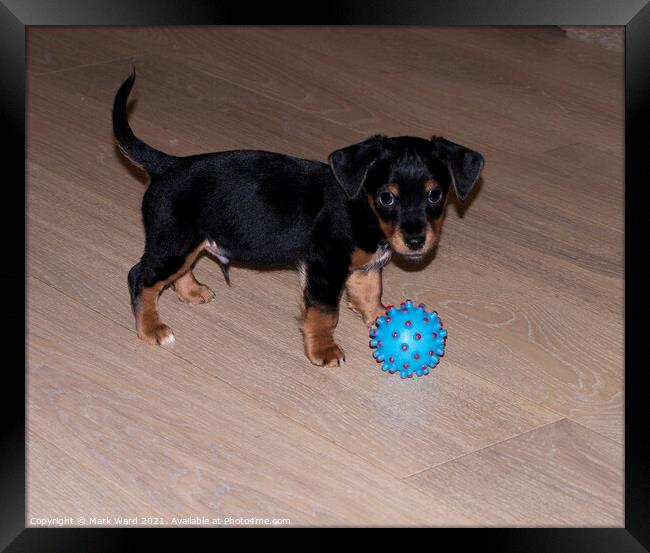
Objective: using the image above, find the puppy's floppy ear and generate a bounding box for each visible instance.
[329,135,384,199]
[431,136,484,201]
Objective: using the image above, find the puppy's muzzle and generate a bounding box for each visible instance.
[404,233,426,251]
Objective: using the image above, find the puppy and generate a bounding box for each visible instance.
[113,71,484,366]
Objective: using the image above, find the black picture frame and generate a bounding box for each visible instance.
[4,0,649,549]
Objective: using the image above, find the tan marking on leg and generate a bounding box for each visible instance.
[135,284,175,345]
[350,247,376,270]
[346,270,386,327]
[388,183,400,197]
[173,271,215,304]
[299,306,344,367]
[135,240,208,346]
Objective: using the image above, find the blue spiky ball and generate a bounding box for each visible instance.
[369,300,447,378]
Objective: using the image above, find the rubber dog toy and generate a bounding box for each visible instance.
[369,300,446,378]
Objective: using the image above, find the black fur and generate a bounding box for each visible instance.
[114,71,484,352]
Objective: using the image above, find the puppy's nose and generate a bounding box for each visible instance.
[405,234,426,251]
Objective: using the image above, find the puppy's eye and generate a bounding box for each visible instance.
[378,192,395,207]
[428,188,443,205]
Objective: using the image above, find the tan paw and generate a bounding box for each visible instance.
[176,283,216,305]
[138,323,176,346]
[347,302,387,327]
[305,341,346,367]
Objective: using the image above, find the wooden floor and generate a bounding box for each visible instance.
[26,27,624,527]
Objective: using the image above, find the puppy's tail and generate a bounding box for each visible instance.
[112,69,176,175]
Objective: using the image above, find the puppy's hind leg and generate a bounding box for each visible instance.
[129,240,207,346]
[172,236,232,303]
[172,237,229,303]
[129,260,176,346]
[173,270,215,304]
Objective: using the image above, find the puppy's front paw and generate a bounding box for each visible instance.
[347,302,387,328]
[138,323,175,347]
[305,340,345,367]
[362,305,387,328]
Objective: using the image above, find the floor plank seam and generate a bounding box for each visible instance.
[170,56,379,140]
[29,53,151,78]
[399,418,568,481]
[565,417,624,447]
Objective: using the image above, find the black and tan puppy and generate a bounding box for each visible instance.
[113,71,484,366]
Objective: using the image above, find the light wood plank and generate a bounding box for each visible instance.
[260,27,623,147]
[27,27,150,75]
[27,277,475,525]
[27,430,154,525]
[407,419,623,526]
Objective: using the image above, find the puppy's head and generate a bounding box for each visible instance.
[329,135,484,260]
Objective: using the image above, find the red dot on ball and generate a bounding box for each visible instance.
[401,344,408,351]
[386,305,394,310]
[414,353,420,360]
[429,350,434,356]
[432,332,438,338]
[389,357,395,363]
[423,317,429,322]
[405,320,412,327]
[386,317,392,323]
[415,333,422,340]
[377,340,382,346]
[392,331,398,338]
[403,363,409,369]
